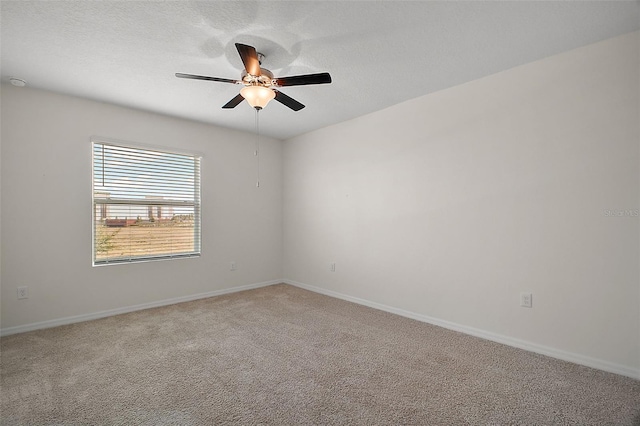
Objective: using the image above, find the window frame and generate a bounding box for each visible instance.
[91,137,202,266]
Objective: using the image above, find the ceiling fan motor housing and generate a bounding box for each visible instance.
[241,68,274,87]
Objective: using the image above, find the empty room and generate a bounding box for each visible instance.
[1,1,639,424]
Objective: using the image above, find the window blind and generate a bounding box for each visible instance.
[92,141,201,265]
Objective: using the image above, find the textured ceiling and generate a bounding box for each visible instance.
[2,1,639,140]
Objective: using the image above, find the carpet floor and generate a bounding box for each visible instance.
[1,283,639,425]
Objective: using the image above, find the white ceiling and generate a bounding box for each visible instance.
[2,1,639,140]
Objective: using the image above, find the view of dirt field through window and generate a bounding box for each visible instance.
[95,220,196,261]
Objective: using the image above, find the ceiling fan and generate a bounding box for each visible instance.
[176,43,332,111]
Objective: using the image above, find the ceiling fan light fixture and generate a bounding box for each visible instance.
[240,85,275,110]
[177,43,331,111]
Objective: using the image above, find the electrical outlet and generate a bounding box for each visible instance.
[17,286,29,300]
[520,292,532,308]
[230,262,237,271]
[330,262,336,272]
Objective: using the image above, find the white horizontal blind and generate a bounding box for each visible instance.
[92,141,201,265]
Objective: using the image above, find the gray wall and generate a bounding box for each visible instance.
[1,86,283,330]
[283,32,640,375]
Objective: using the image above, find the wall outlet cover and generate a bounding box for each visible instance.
[520,292,533,308]
[17,286,29,299]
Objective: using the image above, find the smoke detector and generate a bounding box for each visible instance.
[9,78,26,87]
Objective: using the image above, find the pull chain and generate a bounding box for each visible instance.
[255,107,260,188]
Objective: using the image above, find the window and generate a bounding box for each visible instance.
[92,140,201,265]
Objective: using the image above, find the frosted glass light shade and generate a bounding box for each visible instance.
[240,85,275,109]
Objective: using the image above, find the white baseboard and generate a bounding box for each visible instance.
[4,278,638,380]
[0,280,281,337]
[283,279,640,380]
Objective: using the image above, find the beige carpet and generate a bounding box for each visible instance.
[1,283,639,425]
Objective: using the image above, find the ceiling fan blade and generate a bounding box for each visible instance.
[274,90,305,111]
[275,72,332,87]
[235,43,261,76]
[222,93,245,109]
[175,73,239,84]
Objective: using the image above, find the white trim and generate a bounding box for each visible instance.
[283,279,640,380]
[4,278,638,380]
[0,280,280,337]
